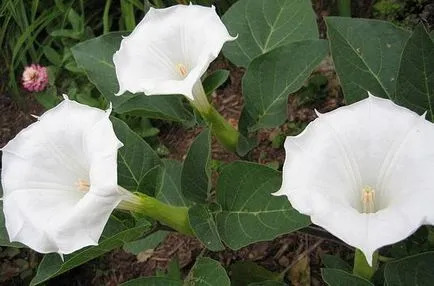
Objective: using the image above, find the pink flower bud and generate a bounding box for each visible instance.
[22,64,49,92]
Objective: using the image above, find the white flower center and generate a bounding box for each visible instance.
[176,63,188,77]
[361,186,375,213]
[76,179,90,192]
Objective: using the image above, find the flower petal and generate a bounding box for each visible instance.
[1,98,122,254]
[274,94,434,265]
[113,4,235,100]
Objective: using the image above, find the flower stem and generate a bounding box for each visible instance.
[117,187,193,236]
[192,82,239,153]
[353,249,378,280]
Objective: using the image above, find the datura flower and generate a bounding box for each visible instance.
[274,93,434,265]
[113,4,236,111]
[1,97,129,254]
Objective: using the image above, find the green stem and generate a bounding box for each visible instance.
[337,0,351,17]
[117,188,193,236]
[192,82,239,153]
[353,249,378,280]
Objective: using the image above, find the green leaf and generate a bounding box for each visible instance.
[249,282,287,286]
[322,255,352,272]
[181,129,212,203]
[222,0,319,67]
[156,159,193,207]
[30,217,151,285]
[120,277,183,286]
[123,230,170,255]
[114,95,194,124]
[321,269,374,286]
[188,205,225,251]
[71,32,194,123]
[215,161,310,249]
[35,86,60,110]
[325,17,410,103]
[0,201,23,248]
[231,261,282,286]
[185,257,230,286]
[242,40,328,131]
[43,46,62,66]
[203,69,230,96]
[396,24,434,120]
[384,252,434,286]
[111,117,162,195]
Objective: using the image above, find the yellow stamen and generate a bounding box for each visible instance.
[76,179,90,192]
[176,64,188,77]
[361,186,375,213]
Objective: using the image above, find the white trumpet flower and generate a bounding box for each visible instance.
[1,97,126,254]
[274,93,434,265]
[113,4,236,111]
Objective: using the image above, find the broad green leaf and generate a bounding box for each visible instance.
[322,255,352,272]
[123,230,170,255]
[222,0,319,67]
[111,117,162,195]
[231,261,282,286]
[188,205,225,251]
[71,32,194,123]
[0,201,23,247]
[120,277,183,286]
[156,159,193,207]
[114,95,194,124]
[30,217,151,285]
[396,24,434,120]
[181,129,212,203]
[215,161,310,249]
[203,69,230,96]
[243,40,328,131]
[384,252,434,286]
[185,257,230,286]
[321,269,374,286]
[249,282,287,286]
[326,17,410,102]
[71,32,131,108]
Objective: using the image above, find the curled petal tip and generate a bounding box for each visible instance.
[62,94,69,100]
[314,109,322,117]
[367,91,375,98]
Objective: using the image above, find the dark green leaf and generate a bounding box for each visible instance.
[231,261,282,286]
[321,268,374,286]
[35,86,60,110]
[203,69,230,96]
[181,129,212,203]
[384,252,434,286]
[325,17,410,102]
[243,40,328,131]
[111,117,162,195]
[222,0,319,67]
[71,32,194,123]
[322,254,352,272]
[123,230,170,255]
[120,277,183,286]
[156,159,193,207]
[43,46,62,66]
[30,217,151,285]
[396,24,434,120]
[185,257,230,286]
[188,205,225,251]
[216,161,310,249]
[249,281,287,286]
